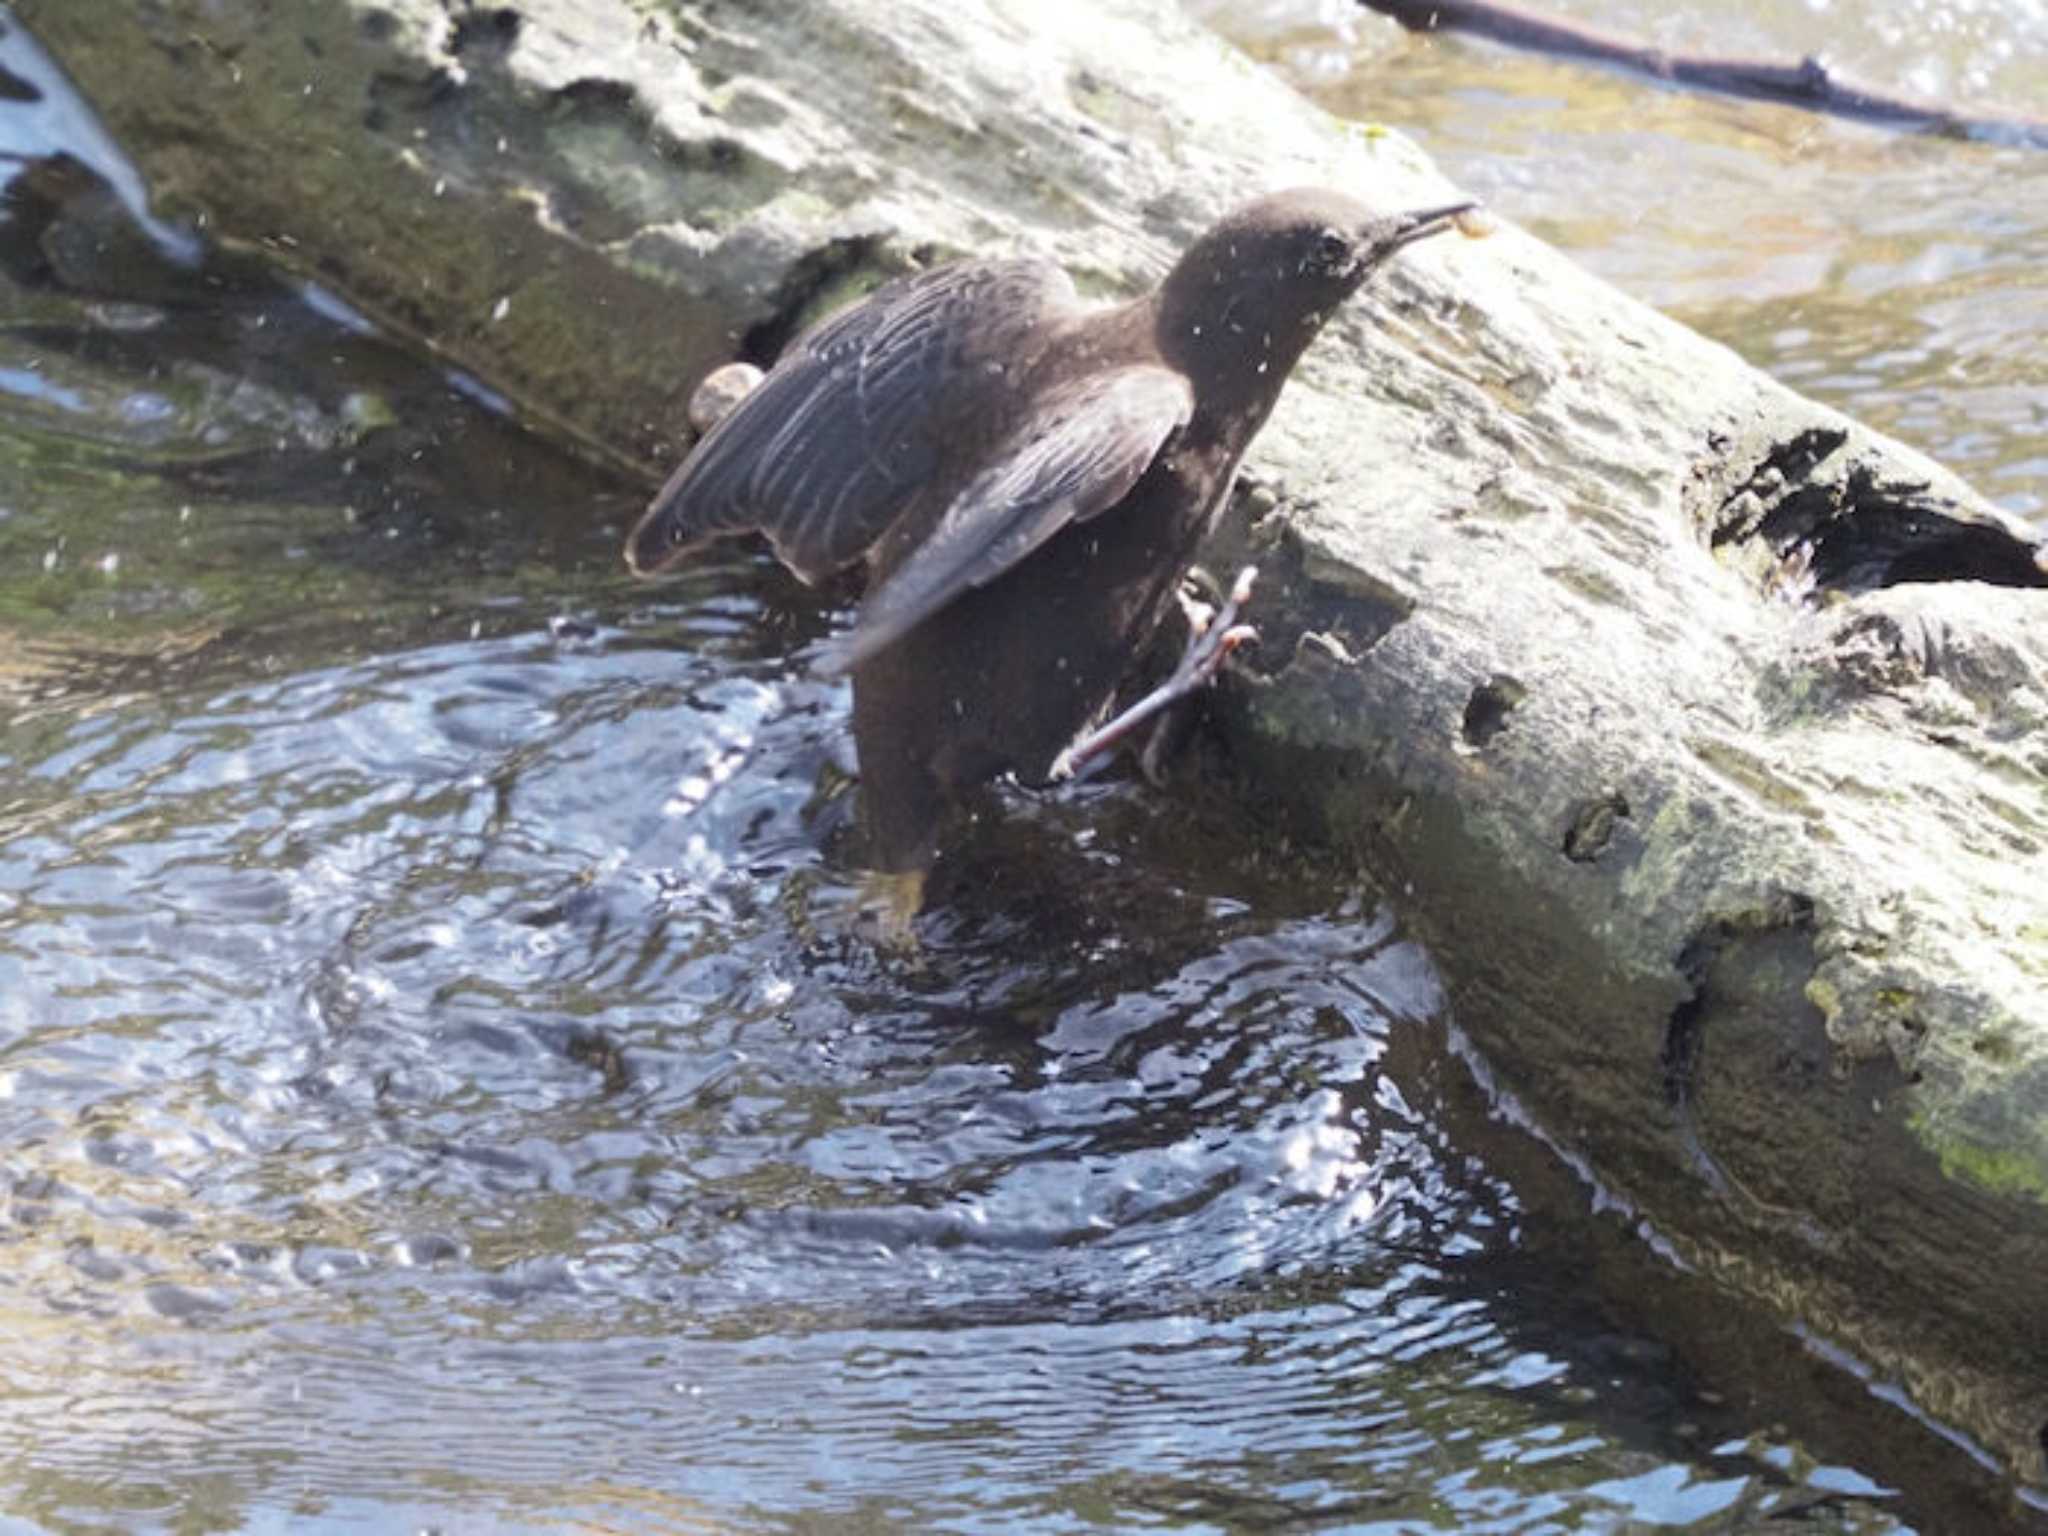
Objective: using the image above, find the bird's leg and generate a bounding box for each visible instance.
[1051,565,1259,781]
[1137,575,1223,786]
[854,868,927,954]
[1137,705,1183,790]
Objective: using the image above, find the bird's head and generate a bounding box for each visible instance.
[1155,187,1476,405]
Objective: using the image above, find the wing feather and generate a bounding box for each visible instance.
[814,365,1192,676]
[625,259,1077,582]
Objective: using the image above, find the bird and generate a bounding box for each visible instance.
[626,187,1476,938]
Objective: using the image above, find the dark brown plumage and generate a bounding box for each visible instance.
[627,188,1473,924]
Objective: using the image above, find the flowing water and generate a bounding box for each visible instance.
[1196,0,2048,523]
[0,1,2042,1532]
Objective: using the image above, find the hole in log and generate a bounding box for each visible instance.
[1711,430,2048,599]
[740,236,887,369]
[1662,893,1818,1108]
[448,7,523,58]
[1563,791,1630,862]
[551,76,642,120]
[1461,675,1525,748]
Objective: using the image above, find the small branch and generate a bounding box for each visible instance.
[1358,0,2048,149]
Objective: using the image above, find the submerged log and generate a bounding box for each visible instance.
[16,0,2046,1499]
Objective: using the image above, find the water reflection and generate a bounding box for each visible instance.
[0,2,201,266]
[1218,0,2048,520]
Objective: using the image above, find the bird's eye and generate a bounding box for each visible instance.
[1312,229,1351,269]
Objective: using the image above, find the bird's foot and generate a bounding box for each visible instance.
[847,872,929,958]
[1051,565,1259,782]
[786,864,927,957]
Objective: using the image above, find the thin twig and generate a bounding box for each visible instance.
[1359,0,2048,149]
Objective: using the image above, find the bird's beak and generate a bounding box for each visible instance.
[1382,200,1480,254]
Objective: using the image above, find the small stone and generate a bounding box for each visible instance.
[688,361,766,434]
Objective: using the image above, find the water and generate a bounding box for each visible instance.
[0,1,2042,1530]
[1199,0,2048,521]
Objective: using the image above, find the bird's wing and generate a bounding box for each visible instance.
[624,259,1078,583]
[814,364,1192,676]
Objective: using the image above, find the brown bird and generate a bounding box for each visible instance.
[627,188,1475,936]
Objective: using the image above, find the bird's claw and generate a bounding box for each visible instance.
[1175,585,1217,639]
[1051,565,1259,781]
